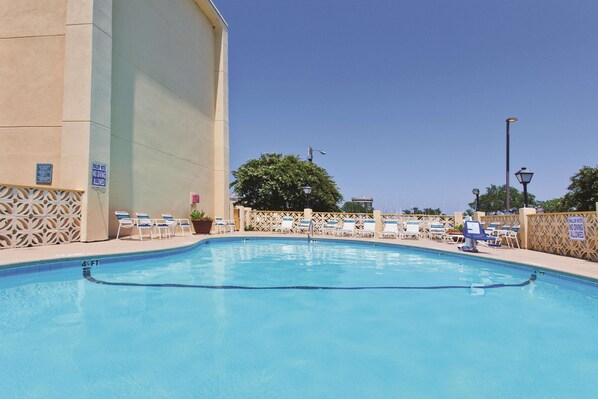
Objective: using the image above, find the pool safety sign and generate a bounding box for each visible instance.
[91,162,107,189]
[567,216,586,241]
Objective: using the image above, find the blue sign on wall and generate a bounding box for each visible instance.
[36,163,53,184]
[91,162,107,188]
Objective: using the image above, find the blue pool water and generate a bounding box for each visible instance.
[1,238,597,398]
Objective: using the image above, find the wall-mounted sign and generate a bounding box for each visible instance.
[191,193,200,204]
[567,216,586,241]
[36,163,53,185]
[91,162,107,188]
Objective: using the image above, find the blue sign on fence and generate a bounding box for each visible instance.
[36,163,53,184]
[91,162,107,188]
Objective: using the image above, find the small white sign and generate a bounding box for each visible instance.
[91,162,107,188]
[567,216,586,241]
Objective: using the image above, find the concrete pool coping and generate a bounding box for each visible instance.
[1,232,597,281]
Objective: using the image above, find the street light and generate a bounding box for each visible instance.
[302,184,312,209]
[505,117,517,212]
[307,146,326,162]
[472,188,480,211]
[515,167,534,208]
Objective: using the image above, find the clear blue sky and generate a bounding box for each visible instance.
[215,0,598,213]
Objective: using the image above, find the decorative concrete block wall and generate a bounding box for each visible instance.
[0,185,82,249]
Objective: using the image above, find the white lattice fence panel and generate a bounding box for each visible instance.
[0,185,82,249]
[481,215,519,227]
[527,212,597,262]
[248,211,303,231]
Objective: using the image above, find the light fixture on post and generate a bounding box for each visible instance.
[505,117,517,212]
[302,184,312,209]
[307,146,326,163]
[472,188,480,211]
[515,167,534,208]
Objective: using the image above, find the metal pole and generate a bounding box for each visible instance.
[476,194,480,211]
[506,120,510,212]
[523,182,528,208]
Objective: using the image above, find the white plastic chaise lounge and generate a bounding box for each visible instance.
[295,219,312,234]
[162,213,191,236]
[126,212,153,240]
[115,211,136,239]
[379,220,399,239]
[336,219,356,236]
[227,219,236,233]
[402,221,422,239]
[214,217,228,234]
[357,219,376,237]
[428,223,446,240]
[137,212,170,239]
[274,217,294,233]
[321,220,339,235]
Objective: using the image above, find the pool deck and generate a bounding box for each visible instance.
[1,232,597,280]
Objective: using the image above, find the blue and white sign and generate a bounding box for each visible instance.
[36,163,53,184]
[91,162,107,188]
[567,216,585,241]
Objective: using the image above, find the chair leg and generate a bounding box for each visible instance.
[117,225,121,239]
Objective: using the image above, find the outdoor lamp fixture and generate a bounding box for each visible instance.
[302,184,312,209]
[505,117,518,212]
[307,146,326,163]
[515,167,534,208]
[472,188,480,211]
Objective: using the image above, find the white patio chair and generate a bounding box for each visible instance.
[274,217,294,233]
[321,220,339,235]
[402,221,422,239]
[379,220,399,239]
[214,217,228,234]
[115,211,135,239]
[505,225,520,248]
[162,213,191,236]
[356,219,376,237]
[227,219,236,233]
[134,212,157,240]
[295,219,312,234]
[428,223,446,240]
[336,219,356,236]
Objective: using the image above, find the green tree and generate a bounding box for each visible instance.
[538,197,570,213]
[468,184,537,213]
[341,201,372,213]
[231,153,343,211]
[563,165,598,211]
[403,207,442,215]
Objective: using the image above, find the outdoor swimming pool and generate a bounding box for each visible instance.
[1,238,597,398]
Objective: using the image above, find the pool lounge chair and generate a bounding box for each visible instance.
[483,222,500,236]
[336,219,356,236]
[379,220,399,239]
[356,219,376,237]
[130,212,154,240]
[227,219,237,233]
[214,217,228,233]
[295,219,312,234]
[428,223,446,240]
[162,214,191,236]
[115,211,136,239]
[137,212,170,239]
[274,217,294,233]
[321,220,339,235]
[505,225,520,248]
[402,221,422,239]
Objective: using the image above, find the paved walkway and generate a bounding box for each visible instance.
[1,232,597,280]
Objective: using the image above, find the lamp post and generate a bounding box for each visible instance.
[307,146,326,163]
[472,188,480,211]
[515,167,534,208]
[505,117,517,212]
[302,184,312,209]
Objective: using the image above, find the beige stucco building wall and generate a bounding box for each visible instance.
[0,0,229,242]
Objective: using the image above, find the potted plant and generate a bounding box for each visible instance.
[190,210,213,234]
